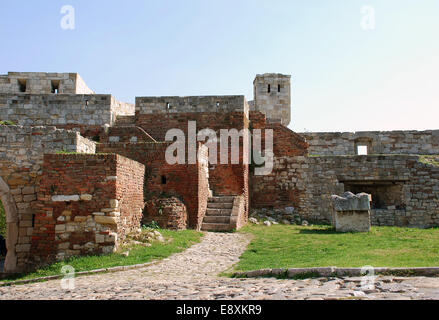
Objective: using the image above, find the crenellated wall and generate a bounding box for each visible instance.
[0,72,95,94]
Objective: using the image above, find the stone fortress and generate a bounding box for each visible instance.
[1,71,439,274]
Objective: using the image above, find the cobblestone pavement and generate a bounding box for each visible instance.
[1,232,439,300]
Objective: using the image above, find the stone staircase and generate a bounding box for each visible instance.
[201,196,235,232]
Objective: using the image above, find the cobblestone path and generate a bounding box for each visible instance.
[1,232,439,300]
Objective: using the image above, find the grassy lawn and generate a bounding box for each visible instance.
[235,224,439,271]
[1,229,202,282]
[0,200,5,237]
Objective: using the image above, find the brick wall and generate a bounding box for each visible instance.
[31,154,144,265]
[96,142,209,230]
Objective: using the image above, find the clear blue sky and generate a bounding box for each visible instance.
[1,0,438,132]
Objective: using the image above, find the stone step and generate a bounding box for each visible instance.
[207,202,233,209]
[203,215,231,224]
[208,196,235,203]
[205,208,232,216]
[201,223,231,232]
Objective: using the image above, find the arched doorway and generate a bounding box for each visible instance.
[0,177,19,273]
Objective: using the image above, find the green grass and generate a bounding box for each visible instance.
[235,224,439,271]
[419,155,439,167]
[1,229,202,282]
[0,200,5,238]
[0,120,15,126]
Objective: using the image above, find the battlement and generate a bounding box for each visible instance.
[135,95,249,117]
[0,72,94,95]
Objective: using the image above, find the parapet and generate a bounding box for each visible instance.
[0,72,95,94]
[135,95,249,116]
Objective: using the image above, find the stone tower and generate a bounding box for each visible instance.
[252,73,291,126]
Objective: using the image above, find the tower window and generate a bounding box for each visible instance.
[18,79,27,92]
[278,84,281,92]
[161,175,167,184]
[268,84,271,93]
[51,80,60,94]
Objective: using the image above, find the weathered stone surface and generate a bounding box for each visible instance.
[331,192,371,211]
[332,192,371,233]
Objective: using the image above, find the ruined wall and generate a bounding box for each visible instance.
[31,154,144,264]
[254,154,439,228]
[135,97,250,217]
[249,111,308,209]
[143,197,188,230]
[302,130,439,156]
[0,126,95,272]
[0,72,94,94]
[0,94,134,134]
[96,142,209,230]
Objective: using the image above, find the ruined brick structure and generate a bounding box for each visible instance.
[1,71,439,273]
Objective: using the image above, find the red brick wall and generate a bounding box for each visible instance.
[143,197,188,230]
[31,154,144,264]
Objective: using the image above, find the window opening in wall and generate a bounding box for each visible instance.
[32,214,36,228]
[268,84,271,93]
[161,175,167,185]
[18,79,27,93]
[357,145,368,155]
[278,84,281,92]
[51,80,60,94]
[166,102,171,110]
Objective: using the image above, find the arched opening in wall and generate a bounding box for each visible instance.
[0,200,6,272]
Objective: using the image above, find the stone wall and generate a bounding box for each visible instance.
[302,130,439,156]
[0,72,94,94]
[0,126,96,272]
[0,93,133,130]
[254,154,439,228]
[252,73,291,126]
[136,95,249,116]
[31,154,144,264]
